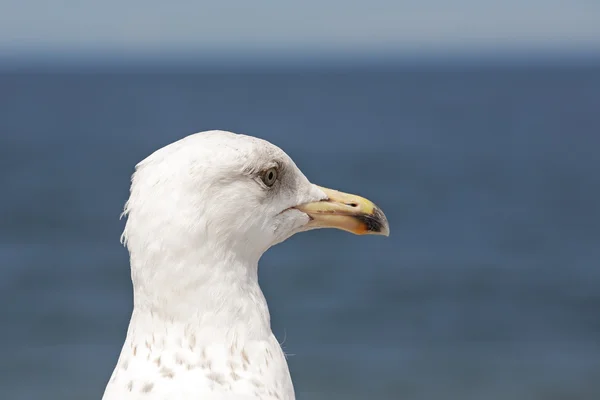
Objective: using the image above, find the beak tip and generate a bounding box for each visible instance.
[372,207,390,237]
[379,218,390,237]
[372,223,390,237]
[356,206,389,237]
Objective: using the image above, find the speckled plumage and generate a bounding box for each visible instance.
[103,131,327,400]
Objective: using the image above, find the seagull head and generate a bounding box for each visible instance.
[121,131,389,298]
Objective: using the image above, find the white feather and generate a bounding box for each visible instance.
[103,131,327,400]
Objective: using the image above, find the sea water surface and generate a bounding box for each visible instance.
[1,63,599,400]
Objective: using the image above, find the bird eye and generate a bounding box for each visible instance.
[261,167,278,187]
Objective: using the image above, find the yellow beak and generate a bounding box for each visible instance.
[294,186,389,236]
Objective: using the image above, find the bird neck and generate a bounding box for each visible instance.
[128,248,273,343]
[107,254,295,400]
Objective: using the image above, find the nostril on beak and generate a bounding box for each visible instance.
[347,203,358,208]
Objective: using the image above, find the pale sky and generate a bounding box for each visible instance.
[1,0,599,58]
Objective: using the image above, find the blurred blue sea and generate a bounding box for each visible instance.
[1,63,599,400]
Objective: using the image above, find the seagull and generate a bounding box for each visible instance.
[102,130,389,400]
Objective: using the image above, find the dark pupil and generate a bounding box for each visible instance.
[268,172,273,181]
